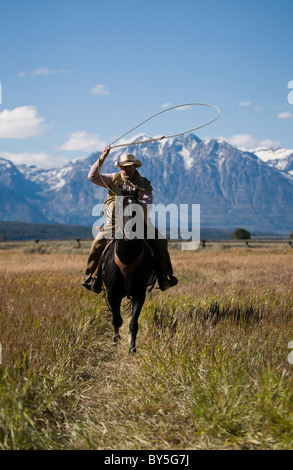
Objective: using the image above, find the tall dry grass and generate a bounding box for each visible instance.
[0,245,292,449]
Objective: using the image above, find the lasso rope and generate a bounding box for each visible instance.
[97,102,221,202]
[108,102,221,149]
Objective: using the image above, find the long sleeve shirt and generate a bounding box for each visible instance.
[88,159,153,212]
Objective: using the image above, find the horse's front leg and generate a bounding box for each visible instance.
[129,295,145,353]
[108,294,123,345]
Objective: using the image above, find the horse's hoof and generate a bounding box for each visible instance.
[113,333,121,344]
[129,347,136,354]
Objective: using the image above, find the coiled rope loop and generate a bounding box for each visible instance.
[97,102,220,201]
[108,102,221,149]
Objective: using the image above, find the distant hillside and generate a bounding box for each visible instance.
[0,221,287,242]
[0,222,92,241]
[0,221,233,241]
[1,134,293,232]
[200,228,234,240]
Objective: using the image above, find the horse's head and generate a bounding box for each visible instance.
[118,185,138,198]
[116,186,143,240]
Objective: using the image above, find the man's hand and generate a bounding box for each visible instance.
[100,147,111,160]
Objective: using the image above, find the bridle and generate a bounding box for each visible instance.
[115,191,140,241]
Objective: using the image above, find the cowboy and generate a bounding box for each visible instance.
[82,147,178,292]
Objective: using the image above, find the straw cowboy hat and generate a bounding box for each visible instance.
[115,154,142,169]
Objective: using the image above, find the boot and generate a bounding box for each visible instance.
[157,272,178,291]
[167,272,178,287]
[153,250,178,291]
[82,273,93,290]
[158,273,171,291]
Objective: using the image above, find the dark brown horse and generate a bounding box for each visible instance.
[101,186,154,352]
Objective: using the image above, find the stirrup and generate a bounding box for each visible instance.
[91,276,102,294]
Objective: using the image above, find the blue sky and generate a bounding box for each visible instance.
[0,0,293,167]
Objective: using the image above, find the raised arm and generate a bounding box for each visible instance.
[88,147,113,187]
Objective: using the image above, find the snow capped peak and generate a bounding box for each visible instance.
[179,147,194,169]
[251,146,293,177]
[46,166,73,190]
[1,132,293,232]
[252,146,293,162]
[111,133,152,147]
[5,133,293,196]
[18,162,74,192]
[215,137,226,144]
[176,135,200,168]
[0,158,14,169]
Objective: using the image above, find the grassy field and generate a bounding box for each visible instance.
[0,242,292,450]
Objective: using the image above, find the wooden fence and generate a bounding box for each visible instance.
[198,239,293,249]
[0,238,292,252]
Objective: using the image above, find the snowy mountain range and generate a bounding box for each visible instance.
[251,146,293,177]
[1,133,293,233]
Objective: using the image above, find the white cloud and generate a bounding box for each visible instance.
[239,101,252,107]
[161,102,173,109]
[91,84,110,95]
[0,151,68,168]
[0,105,48,139]
[32,67,69,76]
[257,139,282,148]
[160,103,191,111]
[226,134,258,149]
[18,67,69,77]
[60,131,107,152]
[176,105,192,111]
[278,111,293,119]
[224,134,282,150]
